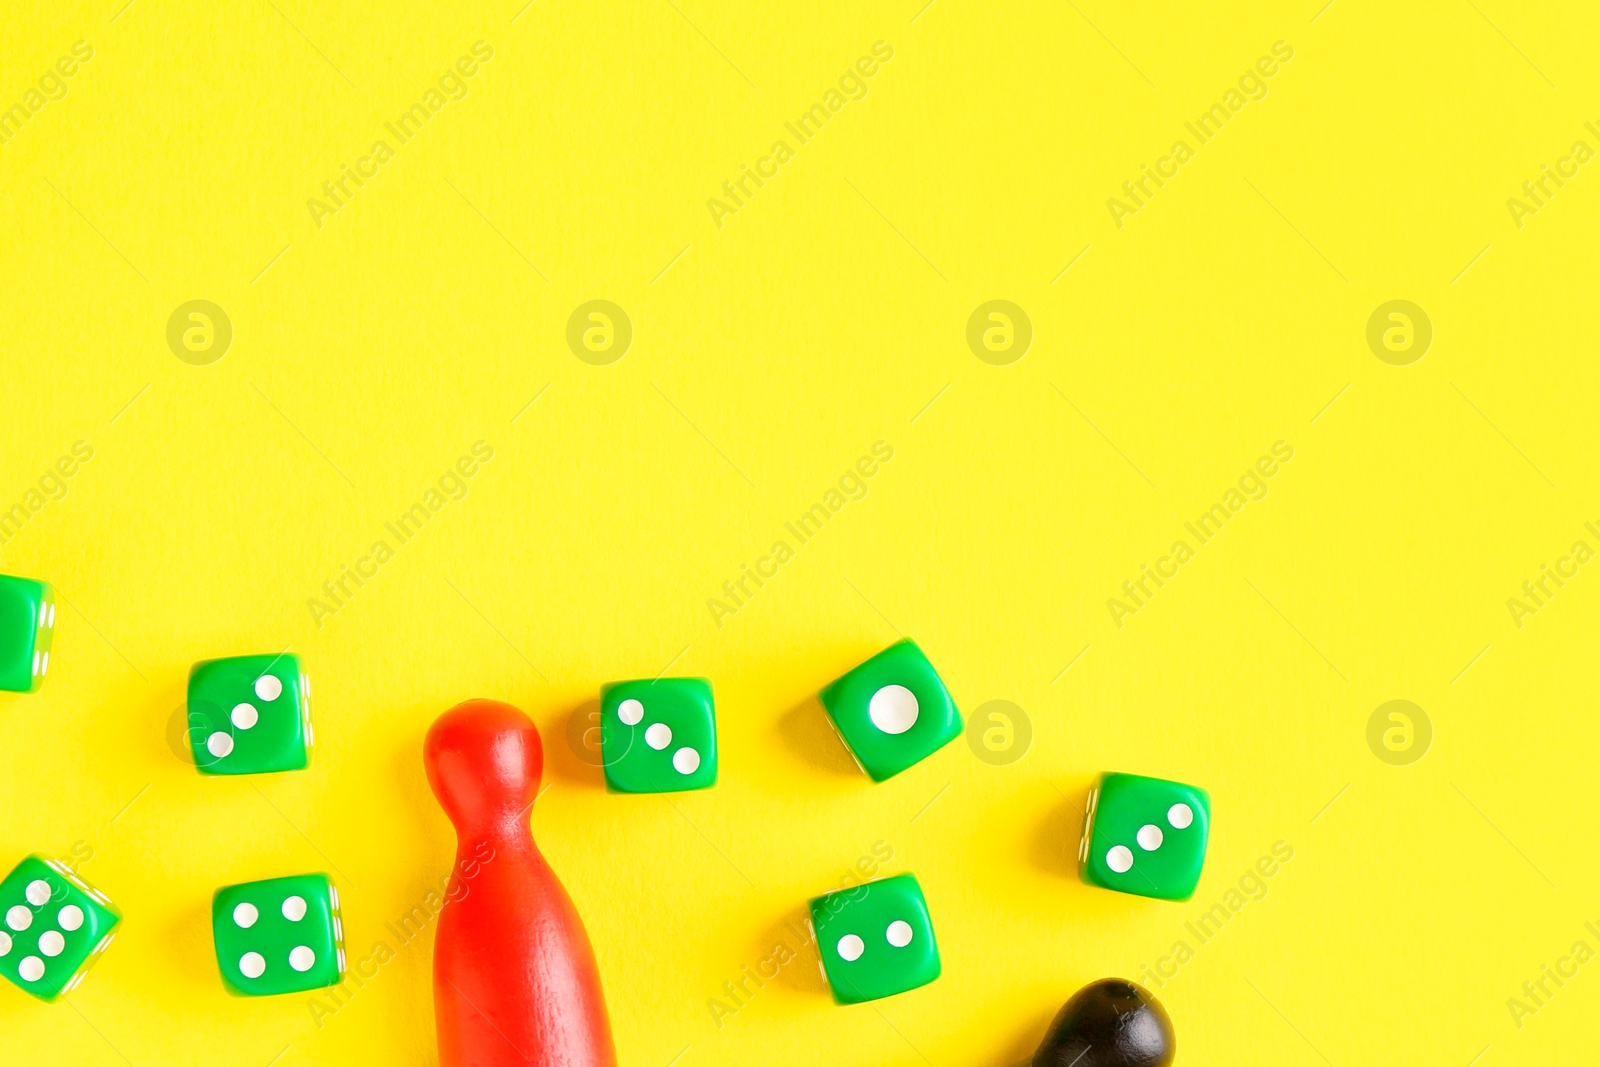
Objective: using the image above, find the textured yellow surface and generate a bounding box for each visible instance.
[2,0,1598,1063]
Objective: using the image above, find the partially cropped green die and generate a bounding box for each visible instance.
[819,639,962,782]
[0,575,55,693]
[0,854,120,1001]
[212,873,345,996]
[600,678,717,793]
[187,654,312,775]
[810,873,940,1004]
[1078,772,1211,901]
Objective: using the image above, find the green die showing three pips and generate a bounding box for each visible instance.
[1078,772,1211,901]
[819,639,962,782]
[600,678,717,793]
[810,873,941,1004]
[0,575,55,693]
[0,854,121,1002]
[212,873,345,996]
[187,654,312,775]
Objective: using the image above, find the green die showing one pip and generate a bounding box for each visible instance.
[187,654,312,775]
[0,574,55,693]
[819,639,962,782]
[0,854,121,1002]
[810,873,940,1004]
[213,873,346,996]
[1078,772,1211,901]
[600,678,717,793]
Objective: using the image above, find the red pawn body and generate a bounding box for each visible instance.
[425,699,617,1067]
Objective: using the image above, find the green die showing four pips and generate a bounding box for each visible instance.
[187,654,312,775]
[0,855,121,1001]
[1079,772,1211,901]
[819,639,962,782]
[600,678,718,793]
[0,574,55,693]
[212,873,345,996]
[810,873,941,1004]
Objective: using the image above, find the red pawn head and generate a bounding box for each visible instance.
[425,699,617,1067]
[425,698,544,839]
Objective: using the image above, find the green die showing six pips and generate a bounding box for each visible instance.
[810,873,941,1004]
[0,855,121,1002]
[187,654,312,775]
[819,640,962,782]
[600,678,717,793]
[0,575,55,693]
[1078,772,1211,901]
[212,873,345,996]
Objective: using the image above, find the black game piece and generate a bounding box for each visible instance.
[1032,978,1175,1067]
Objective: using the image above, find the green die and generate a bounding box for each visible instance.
[600,678,717,793]
[1078,772,1211,901]
[212,873,345,996]
[0,575,55,693]
[0,855,120,1002]
[819,639,962,782]
[187,654,312,775]
[810,873,940,1004]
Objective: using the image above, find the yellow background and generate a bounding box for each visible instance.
[2,0,1598,1063]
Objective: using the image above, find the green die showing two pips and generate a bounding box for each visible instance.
[819,639,962,782]
[0,854,121,1001]
[212,873,345,996]
[810,873,940,1004]
[599,678,717,793]
[0,575,55,693]
[1078,772,1211,901]
[187,654,312,775]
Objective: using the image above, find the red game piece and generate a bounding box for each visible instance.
[425,699,617,1067]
